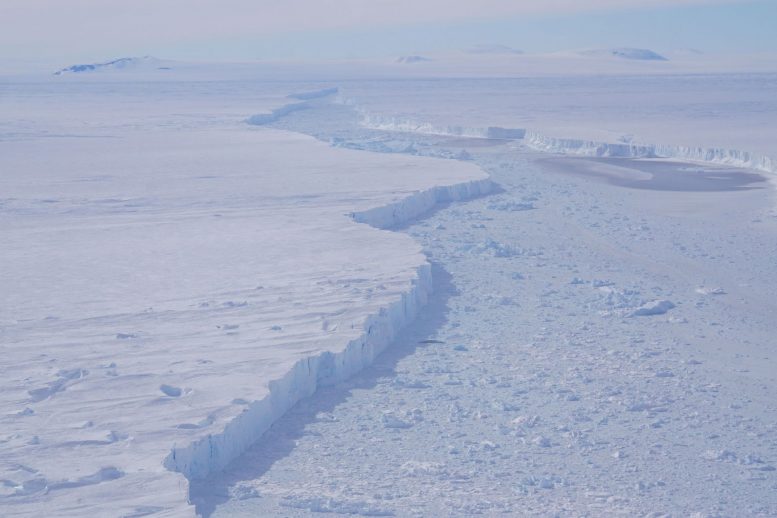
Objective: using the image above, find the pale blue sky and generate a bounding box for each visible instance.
[0,0,774,66]
[180,1,777,61]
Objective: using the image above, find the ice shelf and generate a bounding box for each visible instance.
[0,83,491,517]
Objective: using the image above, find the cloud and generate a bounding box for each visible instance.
[0,0,750,59]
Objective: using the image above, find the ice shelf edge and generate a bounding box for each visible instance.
[162,175,495,514]
[348,100,776,176]
[523,131,777,175]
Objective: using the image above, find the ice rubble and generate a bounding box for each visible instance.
[206,99,777,516]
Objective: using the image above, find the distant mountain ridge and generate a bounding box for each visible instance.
[578,48,668,61]
[395,55,432,64]
[54,56,165,75]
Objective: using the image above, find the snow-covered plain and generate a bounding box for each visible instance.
[2,58,777,517]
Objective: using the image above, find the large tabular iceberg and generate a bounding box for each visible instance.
[0,79,490,516]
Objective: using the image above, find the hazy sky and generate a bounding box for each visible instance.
[1,0,775,66]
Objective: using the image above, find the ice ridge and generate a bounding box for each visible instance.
[248,88,340,125]
[359,111,525,140]
[351,179,494,229]
[246,102,310,125]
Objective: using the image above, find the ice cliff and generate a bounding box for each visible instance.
[164,157,493,489]
[524,131,777,175]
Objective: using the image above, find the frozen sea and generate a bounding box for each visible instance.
[1,66,777,516]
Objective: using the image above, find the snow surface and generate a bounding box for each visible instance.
[0,79,488,516]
